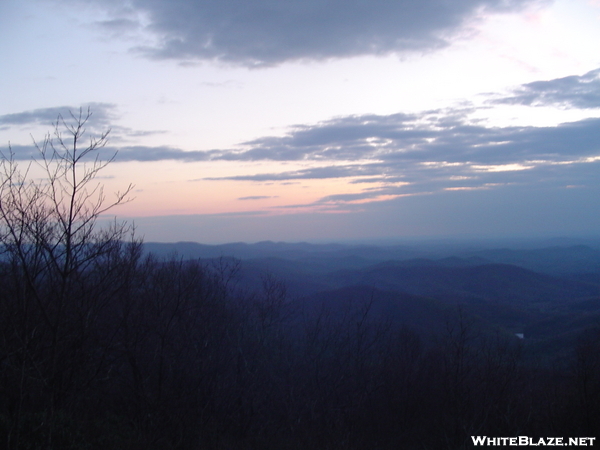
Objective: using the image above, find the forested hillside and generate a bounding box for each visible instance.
[3,239,600,449]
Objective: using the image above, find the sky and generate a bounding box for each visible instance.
[1,0,600,243]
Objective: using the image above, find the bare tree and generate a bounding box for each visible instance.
[0,107,137,449]
[0,107,134,281]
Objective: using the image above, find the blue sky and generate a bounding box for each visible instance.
[1,0,600,243]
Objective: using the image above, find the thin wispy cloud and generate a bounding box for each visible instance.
[205,165,382,181]
[238,195,278,201]
[111,145,213,162]
[0,103,117,130]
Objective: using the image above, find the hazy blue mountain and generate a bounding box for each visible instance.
[144,239,600,361]
[327,262,600,306]
[143,240,600,274]
[465,245,600,274]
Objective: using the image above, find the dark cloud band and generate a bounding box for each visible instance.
[86,0,540,66]
[492,68,600,109]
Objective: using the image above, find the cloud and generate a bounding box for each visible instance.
[215,114,600,167]
[3,62,599,207]
[6,103,592,203]
[0,104,170,151]
[493,68,600,109]
[205,164,382,181]
[110,145,212,162]
[201,111,600,205]
[4,93,599,207]
[238,195,278,200]
[97,18,140,35]
[0,142,203,164]
[0,103,117,130]
[314,188,410,204]
[0,144,38,160]
[81,0,541,66]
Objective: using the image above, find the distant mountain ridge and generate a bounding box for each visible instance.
[143,240,600,274]
[143,241,425,265]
